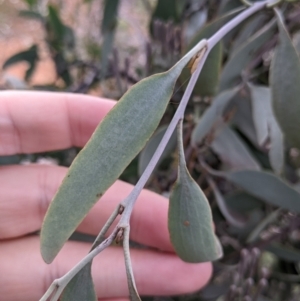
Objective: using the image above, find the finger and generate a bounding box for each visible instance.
[99,299,129,301]
[0,90,115,155]
[0,236,212,301]
[0,164,172,251]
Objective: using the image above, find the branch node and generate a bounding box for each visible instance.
[115,227,125,244]
[118,204,125,215]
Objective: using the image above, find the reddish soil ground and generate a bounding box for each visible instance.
[0,0,151,91]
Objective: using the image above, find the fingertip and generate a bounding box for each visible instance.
[130,250,213,296]
[99,299,129,301]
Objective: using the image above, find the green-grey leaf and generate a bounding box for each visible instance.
[225,170,300,213]
[41,39,208,263]
[218,0,242,15]
[266,243,300,263]
[151,0,183,25]
[248,84,270,146]
[294,31,300,56]
[191,87,240,146]
[101,0,120,34]
[100,0,120,77]
[270,11,300,149]
[211,125,260,171]
[273,272,300,283]
[248,84,284,174]
[168,121,222,262]
[61,214,117,301]
[247,209,282,243]
[60,263,96,301]
[269,116,284,175]
[230,13,267,55]
[19,10,44,21]
[230,90,258,146]
[207,176,247,228]
[3,45,38,81]
[48,5,65,42]
[138,125,177,176]
[181,8,242,96]
[225,191,263,212]
[219,19,275,91]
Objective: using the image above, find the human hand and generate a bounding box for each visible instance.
[0,91,212,301]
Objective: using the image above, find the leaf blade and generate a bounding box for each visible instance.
[270,11,300,149]
[211,125,260,171]
[191,87,240,146]
[248,84,284,174]
[225,170,300,213]
[60,263,96,301]
[138,125,177,176]
[168,121,222,262]
[219,19,275,91]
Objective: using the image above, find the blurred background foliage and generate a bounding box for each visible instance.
[1,0,300,300]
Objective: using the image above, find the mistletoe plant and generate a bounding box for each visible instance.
[38,1,300,300]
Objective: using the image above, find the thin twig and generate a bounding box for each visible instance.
[123,226,141,301]
[91,204,122,250]
[39,227,119,301]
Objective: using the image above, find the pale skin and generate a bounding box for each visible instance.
[0,91,212,301]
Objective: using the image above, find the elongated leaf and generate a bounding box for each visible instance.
[248,84,284,174]
[100,0,120,77]
[101,0,120,33]
[41,40,208,263]
[61,263,96,301]
[211,125,260,171]
[218,0,241,15]
[48,5,65,43]
[225,191,263,212]
[24,0,38,8]
[219,19,275,91]
[207,176,247,228]
[294,31,300,55]
[19,10,44,21]
[266,243,300,262]
[2,45,38,80]
[225,170,300,213]
[47,5,75,49]
[168,121,222,262]
[184,7,207,44]
[231,90,258,146]
[61,211,119,300]
[269,117,284,175]
[181,8,242,96]
[270,11,300,149]
[138,125,177,176]
[247,209,282,243]
[249,84,270,146]
[199,282,230,300]
[151,0,183,25]
[230,13,266,55]
[273,272,300,283]
[191,87,239,146]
